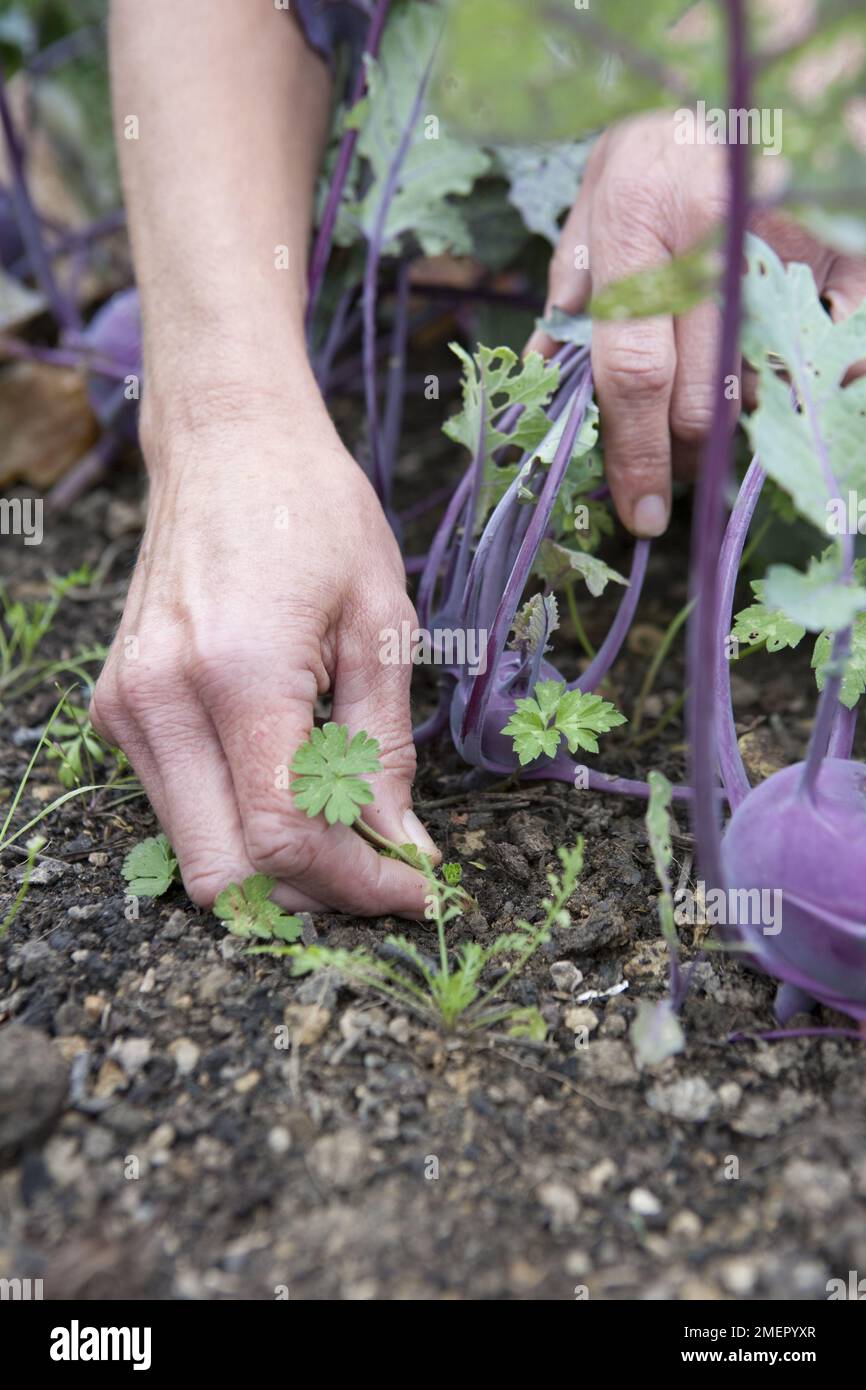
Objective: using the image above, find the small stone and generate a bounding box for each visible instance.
[647,1076,717,1123]
[577,1157,617,1197]
[110,1037,152,1076]
[0,1025,69,1155]
[233,1070,261,1095]
[84,994,106,1022]
[283,1004,331,1047]
[94,1059,127,1098]
[163,909,188,939]
[719,1257,757,1296]
[54,1035,88,1063]
[15,940,52,981]
[87,852,109,867]
[83,1126,115,1161]
[139,968,156,994]
[388,1015,410,1045]
[169,1039,200,1076]
[197,966,231,1005]
[782,1159,851,1215]
[308,1128,370,1191]
[563,1005,599,1035]
[149,1123,175,1152]
[537,1179,580,1233]
[67,902,99,921]
[267,1125,292,1155]
[11,856,66,886]
[717,1081,742,1110]
[669,1210,702,1240]
[577,1039,637,1087]
[629,1187,662,1217]
[550,961,583,993]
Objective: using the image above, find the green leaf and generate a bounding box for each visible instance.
[505,1006,548,1042]
[510,593,559,655]
[732,584,807,653]
[494,140,590,246]
[443,343,562,526]
[536,305,593,348]
[813,614,866,709]
[348,1,490,256]
[213,873,303,943]
[435,0,708,143]
[536,538,628,597]
[645,770,673,896]
[590,244,719,321]
[290,722,382,827]
[762,554,866,634]
[630,997,685,1070]
[502,680,625,766]
[553,687,627,756]
[741,235,866,527]
[122,833,179,899]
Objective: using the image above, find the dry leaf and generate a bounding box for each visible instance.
[0,361,97,487]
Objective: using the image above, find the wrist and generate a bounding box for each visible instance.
[139,360,341,479]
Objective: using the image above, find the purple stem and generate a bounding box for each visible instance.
[0,74,78,331]
[416,467,473,628]
[572,538,650,693]
[828,703,858,760]
[305,0,391,330]
[797,346,855,798]
[361,48,437,502]
[687,0,750,892]
[716,456,764,808]
[46,432,119,512]
[380,259,411,502]
[0,334,128,379]
[460,374,593,762]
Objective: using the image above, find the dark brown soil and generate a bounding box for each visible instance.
[2,463,866,1303]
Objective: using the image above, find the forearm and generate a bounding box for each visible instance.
[109,0,333,444]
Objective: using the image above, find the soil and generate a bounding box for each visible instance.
[2,449,866,1304]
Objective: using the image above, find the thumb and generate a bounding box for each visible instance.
[331,607,441,866]
[525,189,592,359]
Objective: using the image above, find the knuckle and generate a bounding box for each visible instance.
[598,340,674,401]
[112,659,172,723]
[671,387,715,444]
[243,814,317,882]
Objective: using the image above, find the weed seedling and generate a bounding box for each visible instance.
[289,721,428,868]
[122,833,179,898]
[234,840,585,1038]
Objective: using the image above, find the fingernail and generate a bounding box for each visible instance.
[632,494,669,538]
[402,809,439,858]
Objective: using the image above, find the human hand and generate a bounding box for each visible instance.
[527,110,866,537]
[91,403,438,915]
